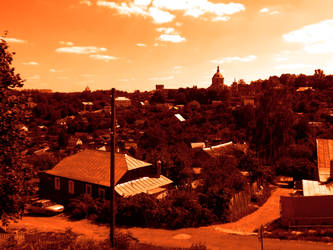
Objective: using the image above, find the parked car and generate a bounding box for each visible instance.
[25,199,64,216]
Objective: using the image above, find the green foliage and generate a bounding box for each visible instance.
[0,38,33,227]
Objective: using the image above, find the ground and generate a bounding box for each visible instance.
[8,187,333,249]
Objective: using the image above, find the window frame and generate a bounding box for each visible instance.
[55,177,61,190]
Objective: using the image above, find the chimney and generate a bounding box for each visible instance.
[156,160,161,178]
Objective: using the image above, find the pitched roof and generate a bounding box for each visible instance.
[316,139,333,182]
[115,175,173,197]
[45,150,151,186]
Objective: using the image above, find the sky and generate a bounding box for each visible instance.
[1,0,333,92]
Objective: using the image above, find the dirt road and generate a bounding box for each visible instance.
[9,187,332,249]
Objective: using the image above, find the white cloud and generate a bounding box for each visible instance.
[260,8,269,13]
[156,27,175,34]
[59,41,74,46]
[97,0,243,23]
[80,0,92,6]
[153,0,245,21]
[148,7,175,24]
[270,11,280,15]
[275,57,288,62]
[283,20,333,54]
[211,55,256,64]
[1,37,27,43]
[56,46,107,54]
[136,43,147,47]
[259,7,279,15]
[23,61,39,66]
[118,78,130,82]
[89,54,117,61]
[49,68,63,73]
[157,27,186,43]
[97,0,174,24]
[212,16,230,22]
[158,34,186,43]
[275,63,313,70]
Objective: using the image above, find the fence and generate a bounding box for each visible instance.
[280,195,333,227]
[228,182,258,221]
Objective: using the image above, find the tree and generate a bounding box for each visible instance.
[0,38,33,227]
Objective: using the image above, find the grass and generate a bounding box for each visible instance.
[0,228,207,250]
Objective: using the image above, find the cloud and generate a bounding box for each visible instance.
[148,7,175,24]
[259,7,279,15]
[153,0,245,21]
[270,11,280,15]
[59,41,74,46]
[173,66,183,70]
[49,68,63,73]
[259,8,269,13]
[80,0,92,6]
[96,0,243,23]
[157,27,186,43]
[275,63,313,70]
[1,37,27,43]
[89,54,117,61]
[23,61,39,66]
[149,75,174,81]
[56,46,107,54]
[211,55,256,64]
[136,43,147,47]
[97,0,174,24]
[283,19,333,54]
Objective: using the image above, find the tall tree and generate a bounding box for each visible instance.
[0,38,33,227]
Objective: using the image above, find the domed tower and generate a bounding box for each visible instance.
[209,66,224,89]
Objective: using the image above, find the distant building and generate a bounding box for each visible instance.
[156,84,164,90]
[39,150,173,201]
[208,66,224,89]
[115,97,131,107]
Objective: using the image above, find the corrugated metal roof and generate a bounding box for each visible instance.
[203,141,233,157]
[174,114,185,122]
[316,139,333,182]
[302,179,333,196]
[115,175,173,197]
[191,142,206,149]
[44,150,152,186]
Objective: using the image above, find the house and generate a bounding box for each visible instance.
[190,142,206,150]
[280,139,333,227]
[39,150,173,202]
[115,97,131,107]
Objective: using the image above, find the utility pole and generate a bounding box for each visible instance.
[110,88,116,247]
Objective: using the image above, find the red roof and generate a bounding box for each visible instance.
[45,150,151,186]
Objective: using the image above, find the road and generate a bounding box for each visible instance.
[9,187,333,249]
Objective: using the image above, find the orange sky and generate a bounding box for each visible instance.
[1,0,333,92]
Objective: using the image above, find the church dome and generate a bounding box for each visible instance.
[212,66,223,79]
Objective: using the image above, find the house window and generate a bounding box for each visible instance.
[85,184,92,196]
[98,188,105,200]
[68,180,75,194]
[55,177,60,190]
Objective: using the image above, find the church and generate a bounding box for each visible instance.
[208,66,224,89]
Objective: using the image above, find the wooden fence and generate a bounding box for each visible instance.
[228,182,258,221]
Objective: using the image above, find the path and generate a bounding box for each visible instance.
[9,187,332,249]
